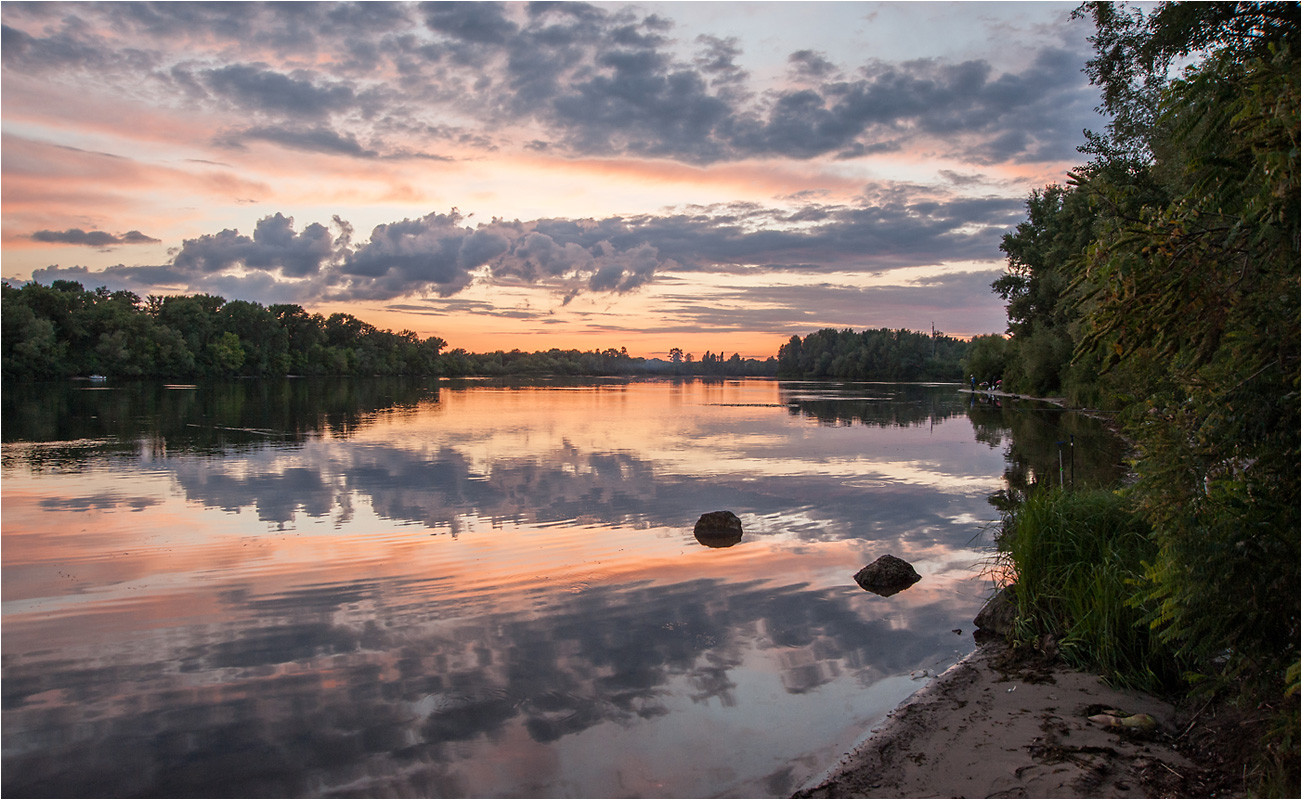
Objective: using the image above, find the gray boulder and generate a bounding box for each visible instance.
[973,585,1017,636]
[694,511,743,547]
[853,554,921,596]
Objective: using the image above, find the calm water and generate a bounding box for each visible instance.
[1,378,1124,798]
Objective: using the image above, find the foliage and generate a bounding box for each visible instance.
[775,327,969,381]
[961,334,1009,386]
[993,2,1299,788]
[993,185,1089,397]
[436,345,671,377]
[2,283,448,380]
[1,282,783,380]
[1076,6,1300,695]
[996,487,1183,691]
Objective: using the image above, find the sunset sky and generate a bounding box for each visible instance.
[1,1,1108,358]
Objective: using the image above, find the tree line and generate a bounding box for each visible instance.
[3,278,977,382]
[2,281,449,380]
[775,327,971,381]
[986,2,1297,789]
[0,280,788,380]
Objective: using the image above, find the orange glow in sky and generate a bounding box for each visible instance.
[1,2,1107,357]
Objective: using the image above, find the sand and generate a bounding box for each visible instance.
[794,641,1214,798]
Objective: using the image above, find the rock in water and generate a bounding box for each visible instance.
[973,585,1017,636]
[694,511,743,547]
[853,554,921,596]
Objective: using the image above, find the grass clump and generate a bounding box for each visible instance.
[995,486,1183,693]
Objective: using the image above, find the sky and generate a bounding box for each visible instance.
[0,1,1108,359]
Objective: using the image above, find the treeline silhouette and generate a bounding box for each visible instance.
[3,280,971,382]
[439,346,656,376]
[437,347,778,377]
[1,281,449,380]
[775,327,969,380]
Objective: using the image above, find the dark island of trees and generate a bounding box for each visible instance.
[775,327,970,381]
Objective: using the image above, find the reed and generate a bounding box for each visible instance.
[995,486,1183,692]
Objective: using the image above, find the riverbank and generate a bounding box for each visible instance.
[794,639,1248,798]
[959,387,1067,405]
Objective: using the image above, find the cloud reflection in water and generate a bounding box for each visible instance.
[2,379,1033,798]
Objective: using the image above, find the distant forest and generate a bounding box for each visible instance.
[775,328,971,381]
[1,280,978,382]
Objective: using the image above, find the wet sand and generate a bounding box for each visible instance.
[794,641,1212,798]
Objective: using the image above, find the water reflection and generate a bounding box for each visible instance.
[963,390,1128,493]
[2,379,1121,797]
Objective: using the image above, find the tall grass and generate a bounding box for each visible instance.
[994,487,1183,692]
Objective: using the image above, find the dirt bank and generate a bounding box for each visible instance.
[794,641,1244,798]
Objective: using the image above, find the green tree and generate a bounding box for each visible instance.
[1077,4,1299,692]
[1,299,65,379]
[992,184,1101,398]
[993,7,1298,784]
[269,304,327,375]
[962,334,1009,385]
[219,300,289,376]
[151,294,225,376]
[208,331,246,374]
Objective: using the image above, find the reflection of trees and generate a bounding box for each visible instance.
[964,396,1129,494]
[2,572,967,797]
[1,377,440,459]
[779,383,969,428]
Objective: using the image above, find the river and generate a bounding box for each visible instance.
[1,377,1125,797]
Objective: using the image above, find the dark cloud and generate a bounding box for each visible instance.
[0,2,1101,166]
[337,212,482,298]
[31,228,161,247]
[201,63,357,118]
[694,34,748,88]
[423,1,519,46]
[225,124,379,158]
[172,213,337,278]
[789,49,837,79]
[0,18,156,73]
[24,187,1021,308]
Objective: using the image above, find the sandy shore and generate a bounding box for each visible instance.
[794,641,1224,798]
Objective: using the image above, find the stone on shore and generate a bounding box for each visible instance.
[973,585,1017,636]
[694,510,743,547]
[853,554,921,596]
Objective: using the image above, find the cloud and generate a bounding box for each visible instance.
[0,2,1102,167]
[423,1,519,47]
[788,50,837,80]
[200,63,358,118]
[22,182,1023,309]
[172,213,337,278]
[31,229,161,247]
[337,212,484,298]
[223,125,379,158]
[663,269,1009,337]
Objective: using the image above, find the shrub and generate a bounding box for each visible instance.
[995,487,1183,692]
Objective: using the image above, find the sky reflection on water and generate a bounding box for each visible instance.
[1,379,1121,797]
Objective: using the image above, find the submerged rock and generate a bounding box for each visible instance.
[694,510,743,548]
[853,554,921,596]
